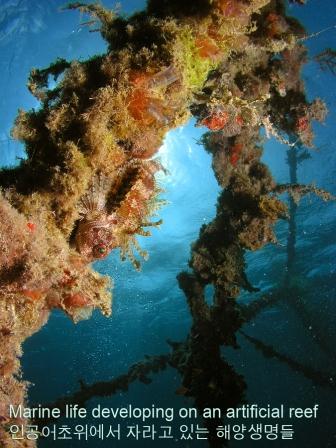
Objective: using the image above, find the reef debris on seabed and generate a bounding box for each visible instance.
[0,0,334,446]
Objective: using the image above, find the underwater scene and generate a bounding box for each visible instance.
[0,0,335,447]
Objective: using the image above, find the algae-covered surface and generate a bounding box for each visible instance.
[0,0,335,447]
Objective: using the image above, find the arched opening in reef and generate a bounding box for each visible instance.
[0,1,335,447]
[21,119,220,402]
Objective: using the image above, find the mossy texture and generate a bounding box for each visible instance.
[0,0,332,445]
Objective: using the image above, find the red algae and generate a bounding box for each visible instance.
[26,222,36,232]
[216,0,244,17]
[296,116,309,132]
[202,111,230,131]
[21,289,45,301]
[195,37,221,59]
[63,293,90,308]
[229,143,244,166]
[266,12,289,38]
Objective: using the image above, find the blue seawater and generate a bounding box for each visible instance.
[0,1,335,447]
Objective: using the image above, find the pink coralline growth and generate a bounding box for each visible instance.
[127,89,164,124]
[295,116,309,133]
[266,42,327,149]
[0,196,50,295]
[295,124,313,147]
[202,110,230,131]
[129,70,151,87]
[202,132,251,187]
[20,289,46,301]
[235,115,244,127]
[229,143,244,166]
[0,197,54,446]
[127,88,172,125]
[224,116,244,135]
[26,222,36,232]
[266,13,289,38]
[63,293,91,308]
[216,0,245,18]
[0,197,28,259]
[201,104,245,136]
[292,100,328,147]
[0,190,111,318]
[195,37,221,60]
[0,191,111,445]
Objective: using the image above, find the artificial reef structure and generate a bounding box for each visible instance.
[0,0,333,446]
